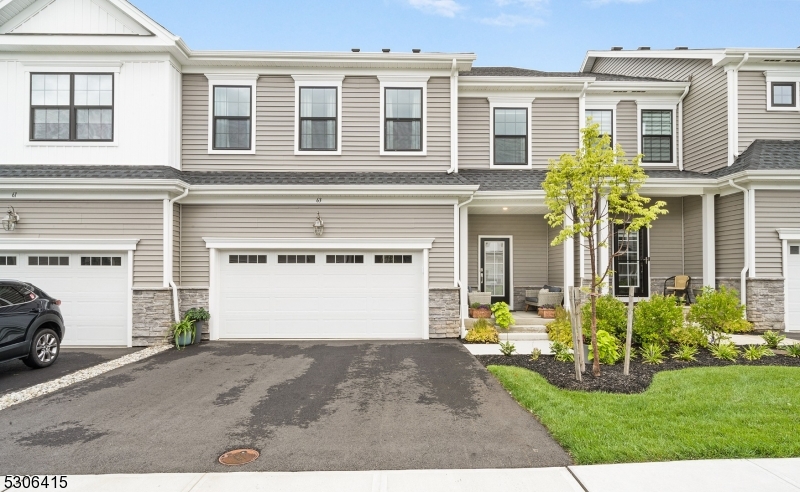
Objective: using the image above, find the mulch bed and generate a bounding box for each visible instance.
[476,349,800,394]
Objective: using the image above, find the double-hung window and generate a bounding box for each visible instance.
[641,109,673,163]
[384,88,422,151]
[493,108,528,165]
[299,87,337,151]
[213,86,252,150]
[586,109,613,145]
[30,73,113,141]
[771,82,796,108]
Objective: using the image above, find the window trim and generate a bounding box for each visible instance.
[206,74,258,155]
[769,81,797,110]
[378,75,429,156]
[638,105,676,166]
[29,72,115,143]
[488,97,533,169]
[292,75,344,155]
[585,107,615,147]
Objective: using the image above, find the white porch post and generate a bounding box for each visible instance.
[563,214,574,307]
[459,205,469,337]
[162,198,171,288]
[702,193,716,288]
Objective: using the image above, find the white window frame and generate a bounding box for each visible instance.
[378,75,429,156]
[585,105,616,147]
[488,97,533,169]
[206,74,258,155]
[765,72,800,112]
[637,103,677,167]
[292,75,344,155]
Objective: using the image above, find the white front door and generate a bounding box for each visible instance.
[0,252,128,346]
[217,251,424,339]
[788,243,800,332]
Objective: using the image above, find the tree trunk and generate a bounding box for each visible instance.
[588,230,601,377]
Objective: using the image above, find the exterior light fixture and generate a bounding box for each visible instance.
[313,212,324,236]
[2,206,19,231]
[502,207,508,211]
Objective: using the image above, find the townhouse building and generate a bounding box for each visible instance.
[0,0,798,348]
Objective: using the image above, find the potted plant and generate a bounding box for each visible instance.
[170,316,195,350]
[469,303,492,319]
[184,307,210,345]
[539,304,556,319]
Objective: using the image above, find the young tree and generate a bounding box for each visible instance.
[543,123,667,377]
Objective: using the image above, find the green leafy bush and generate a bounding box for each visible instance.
[633,294,684,346]
[582,295,627,340]
[709,341,739,361]
[687,286,752,343]
[587,329,622,365]
[671,344,698,362]
[464,318,499,344]
[761,331,786,350]
[546,306,573,345]
[785,344,800,358]
[169,317,195,350]
[499,341,516,356]
[184,307,210,322]
[670,323,708,348]
[742,344,773,361]
[491,302,516,332]
[530,348,542,361]
[550,341,574,362]
[640,343,666,364]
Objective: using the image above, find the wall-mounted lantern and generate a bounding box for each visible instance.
[313,212,324,236]
[2,206,19,232]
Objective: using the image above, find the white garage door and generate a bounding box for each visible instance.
[0,252,128,346]
[788,243,800,332]
[218,251,424,339]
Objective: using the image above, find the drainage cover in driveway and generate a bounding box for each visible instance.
[219,448,259,466]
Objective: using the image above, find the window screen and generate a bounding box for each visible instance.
[772,82,796,107]
[494,108,527,165]
[213,86,252,150]
[641,110,673,163]
[385,88,422,151]
[31,73,114,141]
[586,109,613,144]
[299,87,337,151]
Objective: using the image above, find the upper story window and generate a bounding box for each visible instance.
[385,88,422,152]
[493,108,528,165]
[213,86,252,150]
[771,82,796,108]
[299,87,337,151]
[586,109,613,145]
[641,109,673,163]
[30,73,113,141]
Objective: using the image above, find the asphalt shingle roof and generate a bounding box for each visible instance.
[709,140,800,178]
[459,66,677,83]
[457,169,707,191]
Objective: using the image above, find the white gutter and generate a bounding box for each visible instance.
[729,53,749,166]
[677,84,690,171]
[728,180,749,308]
[448,58,459,174]
[457,194,475,337]
[168,187,190,322]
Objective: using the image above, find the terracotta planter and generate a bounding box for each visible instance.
[469,308,492,319]
[539,308,556,319]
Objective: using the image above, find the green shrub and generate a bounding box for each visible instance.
[785,344,800,358]
[184,307,210,322]
[546,306,573,345]
[491,302,516,333]
[464,319,499,344]
[499,341,516,356]
[640,343,666,364]
[687,286,752,343]
[586,329,622,365]
[670,323,708,348]
[550,341,574,362]
[761,331,786,350]
[671,344,698,362]
[582,295,627,340]
[530,347,542,361]
[709,341,739,361]
[742,344,773,361]
[633,294,684,346]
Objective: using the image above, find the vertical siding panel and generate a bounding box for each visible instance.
[738,71,800,152]
[531,98,579,167]
[682,196,703,279]
[755,190,800,277]
[715,193,745,277]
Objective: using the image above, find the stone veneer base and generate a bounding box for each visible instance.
[132,289,173,346]
[429,288,461,338]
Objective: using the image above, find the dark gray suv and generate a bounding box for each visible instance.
[0,280,65,368]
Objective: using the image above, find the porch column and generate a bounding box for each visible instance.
[702,193,716,288]
[459,205,469,337]
[563,214,574,307]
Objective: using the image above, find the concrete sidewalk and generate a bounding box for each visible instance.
[33,458,800,492]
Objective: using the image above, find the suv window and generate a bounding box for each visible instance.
[0,285,32,306]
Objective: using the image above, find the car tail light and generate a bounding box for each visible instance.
[54,299,61,305]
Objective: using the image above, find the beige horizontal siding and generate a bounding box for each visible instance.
[738,71,800,153]
[173,203,181,283]
[457,97,490,169]
[715,192,745,277]
[591,57,728,173]
[754,190,800,277]
[182,75,450,171]
[682,196,703,279]
[616,100,638,157]
[179,204,454,288]
[7,200,162,287]
[648,197,683,278]
[547,223,564,286]
[531,98,579,167]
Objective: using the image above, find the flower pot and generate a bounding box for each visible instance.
[193,320,205,345]
[539,308,556,319]
[470,308,491,319]
[175,331,194,347]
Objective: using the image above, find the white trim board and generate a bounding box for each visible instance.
[202,237,435,250]
[0,238,139,251]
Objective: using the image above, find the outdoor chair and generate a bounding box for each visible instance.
[524,286,564,311]
[663,275,693,304]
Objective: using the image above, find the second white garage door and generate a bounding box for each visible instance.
[218,251,424,339]
[788,242,800,332]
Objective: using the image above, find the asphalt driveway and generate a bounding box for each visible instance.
[0,340,571,474]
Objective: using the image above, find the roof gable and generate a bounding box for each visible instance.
[2,0,151,35]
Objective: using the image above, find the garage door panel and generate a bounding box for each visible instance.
[789,243,800,332]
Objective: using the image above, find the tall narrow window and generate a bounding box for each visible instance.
[213,86,251,150]
[641,110,673,163]
[494,108,527,165]
[585,109,613,145]
[771,82,796,108]
[299,87,337,151]
[385,88,422,151]
[31,73,113,141]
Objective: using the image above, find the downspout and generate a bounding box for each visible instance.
[677,84,690,171]
[729,53,749,165]
[448,58,459,174]
[457,194,475,337]
[168,187,190,322]
[728,180,748,309]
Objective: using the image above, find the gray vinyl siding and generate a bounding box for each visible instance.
[7,200,163,287]
[715,192,744,277]
[182,75,451,171]
[457,97,490,169]
[467,215,549,290]
[173,203,181,284]
[754,190,800,278]
[648,197,684,278]
[531,98,580,167]
[591,57,728,173]
[682,196,703,279]
[547,223,564,286]
[615,100,638,157]
[738,71,800,153]
[180,204,454,288]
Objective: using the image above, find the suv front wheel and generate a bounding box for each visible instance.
[23,328,60,369]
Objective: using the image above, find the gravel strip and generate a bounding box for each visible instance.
[0,344,171,411]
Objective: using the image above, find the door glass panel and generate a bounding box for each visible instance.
[483,240,505,296]
[617,230,640,288]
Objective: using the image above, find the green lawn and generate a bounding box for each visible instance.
[488,365,800,464]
